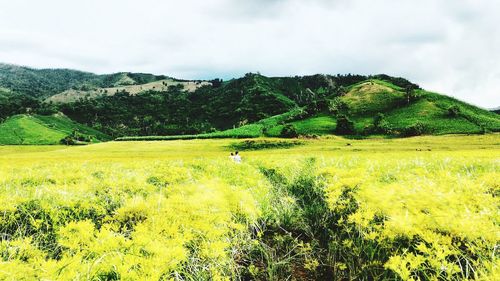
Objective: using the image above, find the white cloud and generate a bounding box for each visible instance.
[0,0,498,107]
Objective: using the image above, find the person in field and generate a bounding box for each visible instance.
[229,152,235,161]
[233,151,242,163]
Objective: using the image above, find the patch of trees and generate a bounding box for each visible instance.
[0,92,40,121]
[402,121,427,136]
[371,74,420,90]
[280,124,299,138]
[447,105,461,117]
[60,129,95,145]
[58,77,298,137]
[335,115,355,135]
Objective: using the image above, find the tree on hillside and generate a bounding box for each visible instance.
[405,85,417,105]
[328,97,349,116]
[337,85,348,96]
[372,113,392,134]
[210,78,223,88]
[280,124,298,138]
[373,113,385,128]
[447,105,461,117]
[335,115,355,135]
[403,121,426,136]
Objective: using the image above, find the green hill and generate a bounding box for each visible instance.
[1,63,498,140]
[213,79,499,137]
[0,63,170,99]
[342,80,500,135]
[118,79,499,140]
[0,114,110,145]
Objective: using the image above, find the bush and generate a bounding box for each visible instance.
[373,113,385,127]
[371,113,393,134]
[328,97,349,116]
[280,124,299,138]
[335,115,355,135]
[447,105,461,117]
[229,140,304,151]
[60,136,76,145]
[402,121,426,136]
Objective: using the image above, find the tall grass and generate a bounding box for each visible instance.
[0,137,498,280]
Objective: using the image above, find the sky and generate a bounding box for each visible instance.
[0,0,498,107]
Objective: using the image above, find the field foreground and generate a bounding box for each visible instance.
[0,135,499,280]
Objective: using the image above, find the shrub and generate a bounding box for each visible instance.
[402,121,426,136]
[373,113,385,127]
[335,115,355,135]
[371,113,393,134]
[328,97,349,116]
[60,136,76,145]
[447,105,461,117]
[280,124,299,138]
[229,140,304,151]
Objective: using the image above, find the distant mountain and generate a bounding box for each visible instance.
[1,63,499,140]
[0,63,172,99]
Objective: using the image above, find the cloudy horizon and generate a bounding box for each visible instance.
[0,0,498,107]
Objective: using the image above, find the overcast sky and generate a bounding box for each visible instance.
[0,0,498,107]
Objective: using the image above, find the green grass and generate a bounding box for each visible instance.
[343,79,406,115]
[384,99,477,134]
[0,114,110,145]
[266,114,337,136]
[35,114,110,140]
[382,92,500,134]
[0,115,67,145]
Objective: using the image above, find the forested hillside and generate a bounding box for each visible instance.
[1,63,498,139]
[0,63,169,99]
[57,73,423,137]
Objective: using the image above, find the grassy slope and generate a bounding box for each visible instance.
[267,114,337,136]
[342,80,500,134]
[236,80,499,137]
[382,91,500,134]
[35,114,111,140]
[0,115,67,145]
[0,114,110,145]
[342,79,405,115]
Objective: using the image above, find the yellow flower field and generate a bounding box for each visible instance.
[0,135,498,280]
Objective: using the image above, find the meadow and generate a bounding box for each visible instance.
[0,134,498,280]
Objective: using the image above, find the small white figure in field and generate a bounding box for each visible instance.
[229,152,235,161]
[233,151,242,164]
